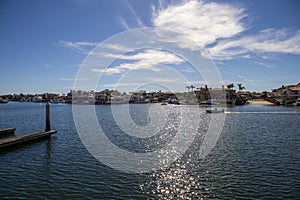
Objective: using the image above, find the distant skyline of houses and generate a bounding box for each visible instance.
[1,82,299,106]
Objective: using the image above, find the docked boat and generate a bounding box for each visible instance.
[32,95,44,103]
[168,97,180,105]
[206,108,225,113]
[293,97,300,106]
[0,97,8,104]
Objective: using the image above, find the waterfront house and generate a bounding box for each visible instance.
[194,85,236,104]
[271,82,300,104]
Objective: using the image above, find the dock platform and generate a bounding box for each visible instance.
[0,128,16,136]
[0,130,57,149]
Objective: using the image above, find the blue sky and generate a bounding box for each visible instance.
[0,0,299,94]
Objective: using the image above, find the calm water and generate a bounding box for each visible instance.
[0,102,299,199]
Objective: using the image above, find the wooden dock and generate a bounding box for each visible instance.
[0,130,57,149]
[0,128,16,136]
[0,102,57,150]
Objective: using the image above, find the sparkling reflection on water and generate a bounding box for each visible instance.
[0,103,299,199]
[136,107,218,199]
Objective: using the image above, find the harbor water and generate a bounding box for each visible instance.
[0,102,299,199]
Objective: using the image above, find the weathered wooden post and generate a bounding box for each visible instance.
[45,101,50,132]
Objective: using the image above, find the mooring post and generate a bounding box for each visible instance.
[45,101,50,132]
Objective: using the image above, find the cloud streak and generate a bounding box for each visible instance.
[59,41,97,54]
[205,29,300,60]
[152,0,300,60]
[119,16,130,30]
[123,0,144,27]
[92,49,184,75]
[119,0,144,30]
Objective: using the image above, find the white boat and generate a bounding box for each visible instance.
[168,97,180,105]
[32,95,44,103]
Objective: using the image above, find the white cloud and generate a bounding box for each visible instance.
[117,62,162,72]
[152,0,246,49]
[92,49,184,75]
[205,29,300,60]
[91,68,125,75]
[61,0,300,63]
[59,41,98,54]
[252,61,273,69]
[103,43,133,52]
[121,49,183,63]
[246,30,300,54]
[152,0,300,60]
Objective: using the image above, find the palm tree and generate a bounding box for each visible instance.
[186,85,191,92]
[190,85,195,91]
[226,83,234,90]
[237,83,245,91]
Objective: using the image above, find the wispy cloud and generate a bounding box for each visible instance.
[118,16,130,30]
[118,0,144,29]
[205,29,300,60]
[119,49,183,64]
[103,43,133,52]
[92,49,184,75]
[252,61,273,69]
[59,41,98,54]
[152,0,246,50]
[91,68,125,75]
[152,0,300,60]
[62,0,300,63]
[123,0,144,27]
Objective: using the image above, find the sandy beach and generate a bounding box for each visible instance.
[247,100,274,105]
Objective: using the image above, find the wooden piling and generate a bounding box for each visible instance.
[45,101,50,132]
